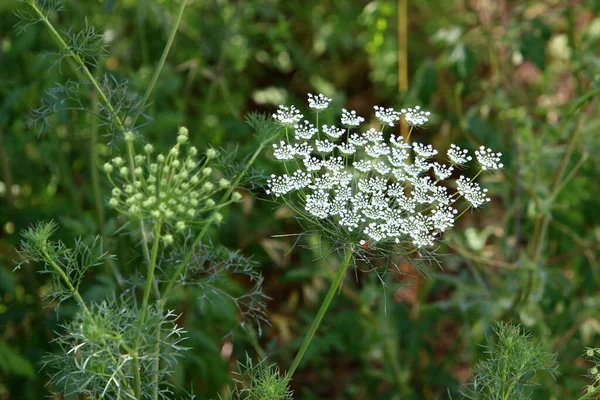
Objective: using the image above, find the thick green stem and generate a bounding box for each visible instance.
[286,246,354,380]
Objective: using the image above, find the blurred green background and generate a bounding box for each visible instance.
[1,0,599,398]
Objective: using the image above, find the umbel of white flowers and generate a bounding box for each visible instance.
[104,127,241,241]
[267,94,503,248]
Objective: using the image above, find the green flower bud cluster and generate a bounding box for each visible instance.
[104,127,234,231]
[585,347,600,387]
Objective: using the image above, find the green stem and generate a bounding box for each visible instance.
[42,248,91,316]
[160,142,267,306]
[40,247,136,397]
[130,0,187,128]
[577,385,600,400]
[286,245,354,380]
[140,221,163,323]
[28,0,152,262]
[133,220,162,398]
[500,347,510,400]
[512,117,584,313]
[90,92,105,236]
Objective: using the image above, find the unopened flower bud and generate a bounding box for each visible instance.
[144,144,154,153]
[213,212,223,223]
[124,131,135,141]
[119,167,129,177]
[232,192,243,202]
[162,234,174,245]
[178,126,189,137]
[109,198,118,208]
[205,199,216,208]
[176,221,186,231]
[103,163,113,173]
[112,157,124,167]
[203,182,214,191]
[206,148,217,159]
[202,167,212,177]
[219,178,230,189]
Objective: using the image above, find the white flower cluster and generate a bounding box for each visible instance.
[267,95,502,248]
[475,146,504,170]
[402,106,430,126]
[104,127,239,233]
[307,93,332,110]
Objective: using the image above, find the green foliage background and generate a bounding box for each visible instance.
[1,0,599,398]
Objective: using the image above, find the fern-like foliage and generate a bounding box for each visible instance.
[226,355,293,400]
[44,301,188,400]
[14,0,64,33]
[62,18,108,68]
[162,240,269,335]
[463,322,557,400]
[17,221,114,305]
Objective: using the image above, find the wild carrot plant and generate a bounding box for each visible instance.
[265,94,503,382]
[14,0,270,398]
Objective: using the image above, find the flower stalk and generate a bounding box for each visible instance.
[286,245,354,380]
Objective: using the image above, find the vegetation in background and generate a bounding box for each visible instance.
[0,0,599,399]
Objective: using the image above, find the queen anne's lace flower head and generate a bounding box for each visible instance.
[267,94,501,249]
[341,109,365,127]
[374,106,401,126]
[294,120,317,140]
[402,106,430,127]
[273,105,303,125]
[475,145,504,170]
[447,143,472,165]
[307,93,332,110]
[456,175,490,208]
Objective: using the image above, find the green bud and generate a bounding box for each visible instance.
[109,198,119,208]
[119,167,129,177]
[203,182,214,191]
[206,148,217,159]
[178,126,189,137]
[202,167,212,177]
[103,163,113,173]
[219,178,230,189]
[213,212,223,223]
[205,199,216,208]
[124,131,135,141]
[176,221,186,231]
[144,144,154,153]
[162,234,174,245]
[232,192,243,202]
